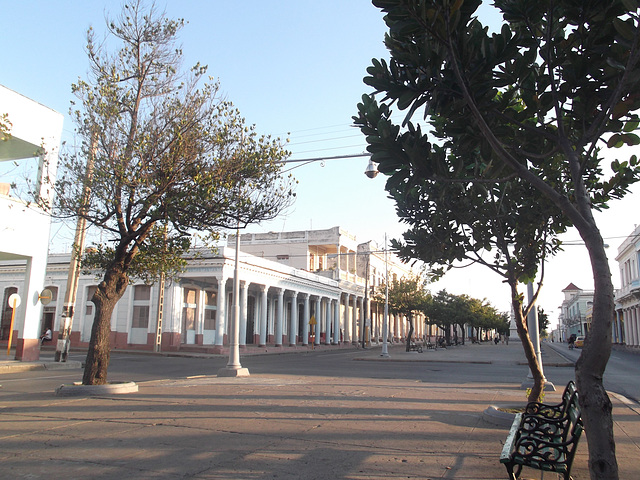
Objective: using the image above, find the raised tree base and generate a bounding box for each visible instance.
[55,381,138,396]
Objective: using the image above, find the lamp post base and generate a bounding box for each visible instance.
[217,367,250,378]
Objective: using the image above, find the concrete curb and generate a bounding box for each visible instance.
[483,405,518,427]
[55,381,138,397]
[0,360,82,372]
[43,361,83,370]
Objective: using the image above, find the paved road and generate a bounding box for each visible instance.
[0,342,638,479]
[547,341,640,402]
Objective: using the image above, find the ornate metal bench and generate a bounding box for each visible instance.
[524,380,576,419]
[500,385,583,480]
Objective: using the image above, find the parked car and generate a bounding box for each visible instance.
[574,336,585,348]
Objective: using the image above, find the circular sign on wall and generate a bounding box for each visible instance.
[8,293,21,309]
[39,289,53,305]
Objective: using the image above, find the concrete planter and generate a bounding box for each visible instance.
[55,381,138,397]
[483,405,521,427]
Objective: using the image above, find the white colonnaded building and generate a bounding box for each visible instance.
[1,226,435,356]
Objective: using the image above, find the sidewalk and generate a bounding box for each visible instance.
[0,343,638,479]
[0,339,573,373]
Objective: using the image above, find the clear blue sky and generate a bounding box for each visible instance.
[2,1,638,328]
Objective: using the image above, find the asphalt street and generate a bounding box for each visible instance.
[0,342,638,479]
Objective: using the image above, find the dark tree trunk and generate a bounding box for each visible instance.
[405,315,414,352]
[82,263,129,385]
[509,286,545,403]
[575,228,618,479]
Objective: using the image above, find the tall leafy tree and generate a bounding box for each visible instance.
[50,2,295,385]
[374,274,429,351]
[355,90,565,401]
[538,306,550,336]
[423,291,505,343]
[357,1,640,477]
[422,289,454,342]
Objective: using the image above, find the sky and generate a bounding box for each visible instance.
[2,1,638,329]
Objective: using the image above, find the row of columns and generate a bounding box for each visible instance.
[210,276,427,348]
[616,306,640,347]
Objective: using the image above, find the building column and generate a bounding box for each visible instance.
[633,307,639,347]
[289,291,298,346]
[333,298,340,344]
[391,313,397,342]
[275,288,284,346]
[314,296,321,345]
[239,281,248,346]
[323,298,330,345]
[258,285,268,346]
[342,294,350,343]
[301,293,310,345]
[372,303,379,344]
[356,296,364,345]
[351,294,358,344]
[215,276,226,346]
[15,257,47,361]
[619,310,625,344]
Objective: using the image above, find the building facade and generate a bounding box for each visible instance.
[0,85,63,361]
[557,283,593,341]
[614,224,640,348]
[0,227,431,355]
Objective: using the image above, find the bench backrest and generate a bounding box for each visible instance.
[524,380,576,418]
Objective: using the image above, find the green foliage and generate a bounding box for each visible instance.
[355,0,640,319]
[526,387,545,403]
[361,0,640,211]
[82,225,191,283]
[424,290,506,332]
[54,1,297,386]
[374,274,430,317]
[537,306,550,335]
[54,0,295,279]
[0,113,11,141]
[357,2,640,474]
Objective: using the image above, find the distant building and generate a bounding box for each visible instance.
[558,283,593,341]
[0,226,431,354]
[614,224,640,348]
[0,85,63,361]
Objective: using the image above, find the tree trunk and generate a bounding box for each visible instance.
[405,315,414,352]
[575,230,618,479]
[82,263,129,385]
[509,285,545,403]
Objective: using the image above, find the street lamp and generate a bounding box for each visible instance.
[381,233,390,357]
[364,158,378,179]
[363,159,390,357]
[218,224,250,377]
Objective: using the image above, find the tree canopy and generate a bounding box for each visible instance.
[356,1,640,477]
[373,274,429,350]
[51,1,295,386]
[424,290,507,343]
